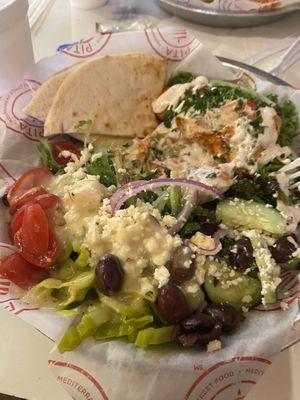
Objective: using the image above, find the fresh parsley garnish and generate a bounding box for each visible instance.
[218,237,235,261]
[167,71,196,87]
[206,172,218,179]
[163,108,176,128]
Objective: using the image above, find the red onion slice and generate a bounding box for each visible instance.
[188,229,231,256]
[168,190,198,235]
[110,178,222,216]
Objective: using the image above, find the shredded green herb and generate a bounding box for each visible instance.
[267,95,299,146]
[257,158,284,180]
[167,71,196,87]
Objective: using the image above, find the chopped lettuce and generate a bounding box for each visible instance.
[58,327,82,353]
[27,271,95,307]
[38,139,64,174]
[134,326,174,347]
[77,302,114,337]
[101,293,150,318]
[94,316,153,341]
[72,243,90,268]
[85,147,117,187]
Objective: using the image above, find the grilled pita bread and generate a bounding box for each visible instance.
[23,63,82,122]
[44,53,167,137]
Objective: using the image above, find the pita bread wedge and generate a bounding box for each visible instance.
[44,53,167,137]
[23,63,82,121]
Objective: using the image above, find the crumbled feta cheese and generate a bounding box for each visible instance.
[191,231,215,250]
[207,339,222,352]
[154,266,170,288]
[184,281,199,294]
[242,295,252,304]
[280,301,289,311]
[60,150,78,162]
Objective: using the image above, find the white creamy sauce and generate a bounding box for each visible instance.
[258,144,291,165]
[276,171,290,196]
[257,107,278,149]
[152,76,208,115]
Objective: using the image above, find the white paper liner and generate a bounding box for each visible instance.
[0,26,299,400]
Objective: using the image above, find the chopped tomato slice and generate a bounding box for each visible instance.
[15,229,59,268]
[245,99,257,110]
[0,252,49,289]
[21,203,49,255]
[8,167,52,208]
[35,193,60,210]
[10,194,60,238]
[9,186,48,215]
[52,141,81,166]
[11,207,26,237]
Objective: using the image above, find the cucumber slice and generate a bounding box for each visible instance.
[204,260,261,310]
[280,258,300,271]
[216,198,285,235]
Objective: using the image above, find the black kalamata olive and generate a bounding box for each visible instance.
[1,194,9,208]
[196,215,219,236]
[96,253,124,296]
[169,246,196,285]
[182,313,216,331]
[177,332,202,348]
[177,324,222,347]
[157,283,190,324]
[229,237,254,271]
[204,303,241,332]
[270,234,298,264]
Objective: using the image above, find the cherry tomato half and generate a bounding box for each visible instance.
[9,186,48,215]
[8,167,52,208]
[10,193,60,240]
[21,203,49,255]
[0,252,49,289]
[15,229,59,268]
[34,193,60,210]
[52,141,81,166]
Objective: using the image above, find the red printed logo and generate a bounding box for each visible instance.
[61,33,112,59]
[145,27,199,61]
[0,80,44,142]
[185,357,271,400]
[0,162,16,191]
[0,280,10,296]
[49,360,109,400]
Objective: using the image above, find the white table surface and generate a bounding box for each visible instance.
[1,1,300,399]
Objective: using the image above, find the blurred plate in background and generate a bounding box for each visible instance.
[157,0,300,27]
